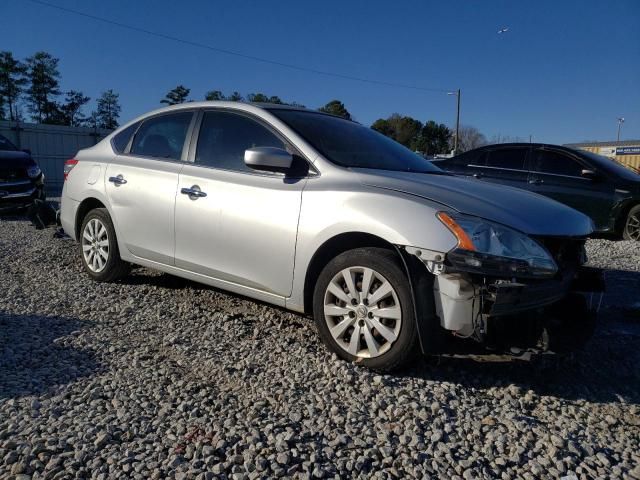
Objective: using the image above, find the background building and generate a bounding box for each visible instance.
[565,140,640,172]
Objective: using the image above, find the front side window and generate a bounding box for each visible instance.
[130,112,193,160]
[533,149,583,177]
[485,148,528,170]
[195,111,286,172]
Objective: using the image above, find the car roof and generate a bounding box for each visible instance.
[460,142,582,154]
[143,101,311,115]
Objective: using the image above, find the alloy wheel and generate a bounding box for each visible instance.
[82,218,110,272]
[626,213,640,240]
[323,266,402,358]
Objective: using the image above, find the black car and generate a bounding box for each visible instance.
[434,143,640,240]
[0,134,45,211]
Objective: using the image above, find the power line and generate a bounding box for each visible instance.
[25,0,451,94]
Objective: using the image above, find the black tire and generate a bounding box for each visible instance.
[622,205,640,241]
[79,208,130,282]
[312,247,420,372]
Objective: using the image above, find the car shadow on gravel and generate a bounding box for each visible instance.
[0,311,102,400]
[397,331,640,405]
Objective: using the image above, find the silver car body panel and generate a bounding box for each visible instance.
[61,101,593,315]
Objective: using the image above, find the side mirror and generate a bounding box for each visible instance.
[581,169,599,180]
[22,148,31,155]
[244,147,293,172]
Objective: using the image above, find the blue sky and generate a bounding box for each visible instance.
[2,0,639,144]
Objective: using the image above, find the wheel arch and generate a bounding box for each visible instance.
[75,197,107,240]
[302,232,398,315]
[614,200,640,238]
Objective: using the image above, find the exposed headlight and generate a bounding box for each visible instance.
[437,211,558,278]
[27,165,41,178]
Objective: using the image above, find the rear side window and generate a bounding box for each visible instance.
[130,112,193,160]
[111,121,140,153]
[485,148,528,170]
[195,111,286,173]
[450,149,486,167]
[533,149,583,177]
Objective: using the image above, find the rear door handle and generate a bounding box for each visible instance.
[472,172,483,179]
[108,175,127,185]
[528,178,543,185]
[181,185,207,199]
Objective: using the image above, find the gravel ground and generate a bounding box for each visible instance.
[1,217,639,480]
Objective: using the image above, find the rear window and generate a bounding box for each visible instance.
[0,135,17,151]
[111,122,141,153]
[485,148,528,170]
[131,112,193,160]
[449,149,486,167]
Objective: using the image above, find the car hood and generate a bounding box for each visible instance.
[356,169,594,237]
[0,150,34,167]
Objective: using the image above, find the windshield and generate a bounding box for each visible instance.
[0,135,18,151]
[571,148,640,182]
[269,109,443,173]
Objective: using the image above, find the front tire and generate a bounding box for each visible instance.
[622,205,640,241]
[312,248,419,371]
[79,208,130,282]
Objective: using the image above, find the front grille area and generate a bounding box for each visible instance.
[0,167,28,183]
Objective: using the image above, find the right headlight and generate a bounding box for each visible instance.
[437,211,558,278]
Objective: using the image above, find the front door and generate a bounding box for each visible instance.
[174,110,306,297]
[527,147,615,230]
[105,111,194,265]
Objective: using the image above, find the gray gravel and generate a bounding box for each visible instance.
[1,217,639,479]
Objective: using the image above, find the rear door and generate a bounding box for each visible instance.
[527,147,615,230]
[174,109,307,297]
[105,111,195,265]
[470,146,531,189]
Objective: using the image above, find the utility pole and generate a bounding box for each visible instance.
[617,117,625,142]
[448,89,461,154]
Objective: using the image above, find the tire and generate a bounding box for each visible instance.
[312,247,420,372]
[622,205,640,241]
[79,208,130,282]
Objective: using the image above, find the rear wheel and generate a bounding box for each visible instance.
[80,208,130,282]
[622,205,640,241]
[313,248,419,371]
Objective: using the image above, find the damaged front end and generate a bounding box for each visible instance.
[404,214,605,356]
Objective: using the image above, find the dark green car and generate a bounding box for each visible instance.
[434,143,640,240]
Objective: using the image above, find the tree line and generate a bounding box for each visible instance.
[0,49,488,154]
[161,85,486,154]
[0,51,120,129]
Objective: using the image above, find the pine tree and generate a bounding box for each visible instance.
[96,89,121,129]
[25,51,61,123]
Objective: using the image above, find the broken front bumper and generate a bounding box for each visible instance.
[486,266,605,316]
[403,242,606,354]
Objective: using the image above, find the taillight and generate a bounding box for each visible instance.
[63,159,78,181]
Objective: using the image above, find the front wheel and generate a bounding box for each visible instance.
[622,205,640,241]
[312,248,419,371]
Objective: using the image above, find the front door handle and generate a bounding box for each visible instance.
[472,172,483,179]
[108,175,127,185]
[181,185,207,199]
[528,178,543,185]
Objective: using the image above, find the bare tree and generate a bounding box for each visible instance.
[454,125,487,152]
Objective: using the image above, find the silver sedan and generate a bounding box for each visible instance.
[61,102,597,371]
